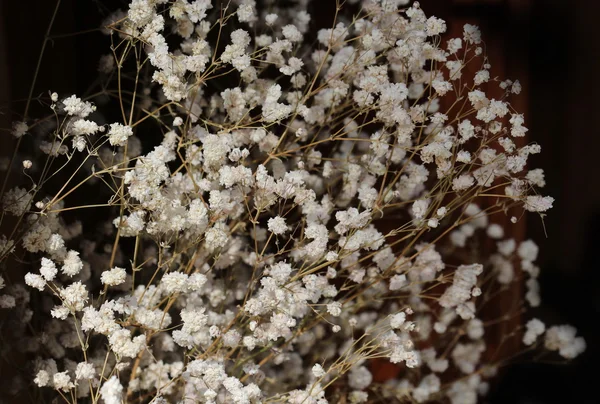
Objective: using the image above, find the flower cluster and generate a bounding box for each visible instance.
[0,1,583,403]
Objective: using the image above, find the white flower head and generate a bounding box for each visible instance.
[107,123,133,146]
[101,267,127,286]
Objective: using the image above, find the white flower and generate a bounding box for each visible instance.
[348,366,372,390]
[518,239,539,262]
[447,38,462,54]
[108,328,146,358]
[11,121,28,138]
[279,57,304,76]
[59,281,89,312]
[62,250,83,277]
[544,325,586,359]
[282,24,302,42]
[75,362,96,380]
[47,233,65,253]
[237,3,256,23]
[101,267,127,286]
[463,24,482,44]
[62,95,95,117]
[0,295,15,308]
[389,274,407,291]
[426,17,446,36]
[427,218,439,228]
[349,391,369,404]
[107,123,133,146]
[474,70,490,85]
[25,273,46,291]
[439,264,483,308]
[34,370,50,387]
[72,136,86,151]
[204,223,229,250]
[457,150,471,163]
[390,312,406,329]
[523,318,545,346]
[268,261,293,284]
[161,272,189,294]
[2,187,32,216]
[267,216,289,235]
[262,84,292,122]
[265,13,278,26]
[40,258,57,281]
[53,371,74,392]
[71,119,101,135]
[486,224,504,239]
[312,364,326,378]
[100,376,123,404]
[327,302,342,317]
[524,195,554,212]
[51,305,70,320]
[222,329,242,347]
[452,174,475,192]
[412,199,429,219]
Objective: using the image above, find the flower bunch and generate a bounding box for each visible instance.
[0,0,584,403]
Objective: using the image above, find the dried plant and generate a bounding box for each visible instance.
[0,1,584,403]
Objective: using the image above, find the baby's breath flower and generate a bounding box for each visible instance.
[59,281,88,312]
[40,258,57,281]
[3,2,581,401]
[312,364,326,378]
[101,267,127,286]
[107,123,133,146]
[524,195,554,212]
[25,273,46,291]
[100,376,123,404]
[11,121,28,138]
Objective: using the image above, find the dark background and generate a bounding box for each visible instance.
[1,0,598,402]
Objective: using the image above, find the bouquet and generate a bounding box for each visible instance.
[0,0,584,402]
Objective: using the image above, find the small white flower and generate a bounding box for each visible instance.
[53,371,74,392]
[107,123,133,146]
[312,364,326,378]
[34,370,50,387]
[412,199,430,219]
[100,376,123,404]
[25,273,46,291]
[523,318,545,346]
[62,250,83,277]
[265,13,278,26]
[101,267,127,286]
[75,362,96,380]
[390,312,406,329]
[389,274,407,291]
[11,121,28,138]
[40,258,57,281]
[524,195,554,212]
[59,281,88,312]
[327,302,342,317]
[267,216,289,235]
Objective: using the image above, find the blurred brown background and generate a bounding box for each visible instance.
[1,0,599,402]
